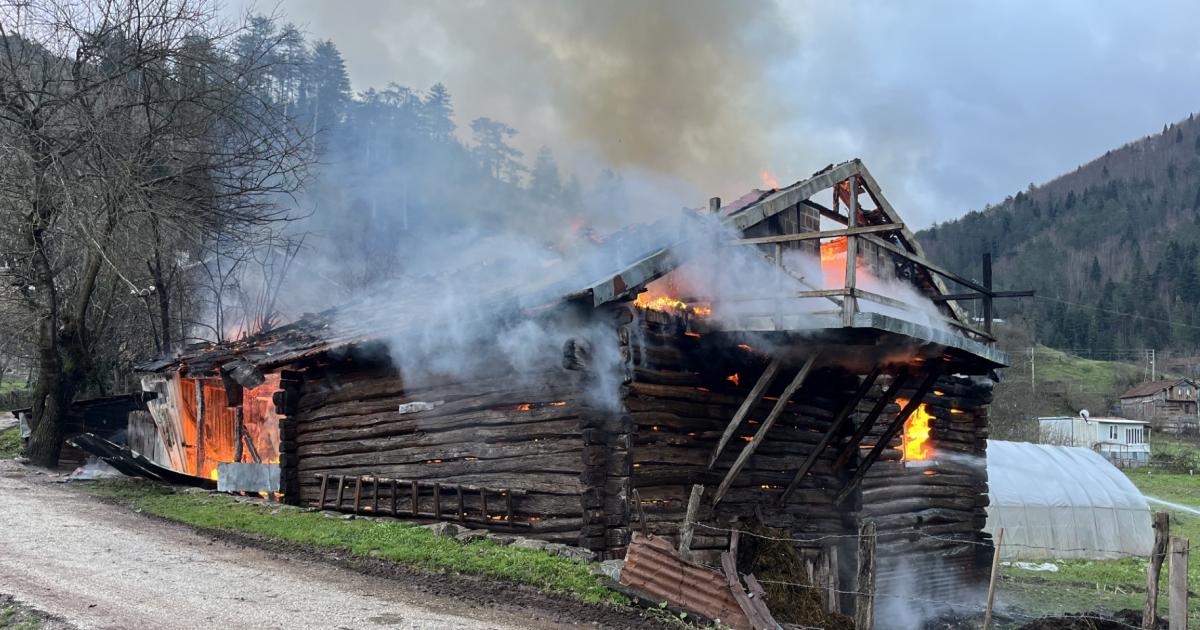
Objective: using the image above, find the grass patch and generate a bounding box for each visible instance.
[999,469,1200,626]
[0,597,46,630]
[81,480,627,607]
[0,428,20,459]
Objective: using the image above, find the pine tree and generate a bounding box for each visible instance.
[470,117,524,182]
[308,40,351,139]
[529,147,561,203]
[420,83,456,143]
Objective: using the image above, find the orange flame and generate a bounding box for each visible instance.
[761,169,780,190]
[635,292,712,317]
[896,398,934,461]
[820,237,848,288]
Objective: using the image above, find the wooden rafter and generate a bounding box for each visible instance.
[708,358,782,469]
[711,354,820,506]
[777,367,882,505]
[835,366,945,505]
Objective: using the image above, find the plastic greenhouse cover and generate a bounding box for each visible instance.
[983,440,1153,560]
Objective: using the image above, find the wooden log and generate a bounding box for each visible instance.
[712,354,819,506]
[708,358,782,469]
[298,451,585,479]
[1145,511,1170,629]
[780,367,880,504]
[836,368,943,505]
[833,374,910,471]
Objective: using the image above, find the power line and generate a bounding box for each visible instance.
[1034,295,1200,331]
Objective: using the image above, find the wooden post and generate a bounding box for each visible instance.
[709,358,782,469]
[194,379,206,476]
[1169,536,1189,630]
[983,527,1004,630]
[333,475,346,509]
[232,406,245,463]
[842,176,859,327]
[677,484,705,561]
[1145,511,1170,628]
[316,474,329,509]
[632,488,648,535]
[982,253,994,335]
[855,522,876,630]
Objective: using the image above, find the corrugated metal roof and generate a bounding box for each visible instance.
[1120,378,1195,399]
[619,533,751,629]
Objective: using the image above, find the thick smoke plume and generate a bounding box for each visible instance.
[273,0,795,199]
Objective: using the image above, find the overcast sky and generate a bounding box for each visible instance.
[236,1,1200,228]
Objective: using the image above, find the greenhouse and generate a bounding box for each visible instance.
[984,440,1153,560]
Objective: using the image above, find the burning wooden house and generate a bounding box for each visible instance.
[126,159,1009,619]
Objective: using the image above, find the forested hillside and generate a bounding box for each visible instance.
[919,113,1200,352]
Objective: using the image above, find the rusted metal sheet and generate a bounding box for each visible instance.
[619,533,751,629]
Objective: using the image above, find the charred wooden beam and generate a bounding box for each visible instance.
[836,367,945,505]
[833,373,911,471]
[779,367,881,505]
[708,358,782,470]
[712,353,819,506]
[727,222,904,246]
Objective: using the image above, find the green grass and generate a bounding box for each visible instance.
[999,468,1200,626]
[0,428,20,459]
[82,480,627,607]
[0,598,45,630]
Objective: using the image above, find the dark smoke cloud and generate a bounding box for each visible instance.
[241,0,794,207]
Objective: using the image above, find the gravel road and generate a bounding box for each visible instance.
[0,460,558,630]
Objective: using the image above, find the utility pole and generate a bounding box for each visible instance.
[1030,347,1036,395]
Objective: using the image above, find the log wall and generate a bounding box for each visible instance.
[860,374,994,614]
[291,361,591,543]
[622,307,859,568]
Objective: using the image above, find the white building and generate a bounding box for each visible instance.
[1038,415,1150,466]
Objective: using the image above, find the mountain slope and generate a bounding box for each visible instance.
[918,113,1200,352]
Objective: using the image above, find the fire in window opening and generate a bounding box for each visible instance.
[896,398,935,462]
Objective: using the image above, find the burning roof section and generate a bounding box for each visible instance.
[140,158,1007,375]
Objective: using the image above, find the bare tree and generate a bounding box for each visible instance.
[0,0,310,467]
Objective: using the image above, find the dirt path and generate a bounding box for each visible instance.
[0,461,571,630]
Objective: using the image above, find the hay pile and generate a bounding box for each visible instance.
[735,523,855,629]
